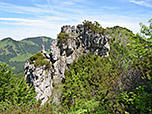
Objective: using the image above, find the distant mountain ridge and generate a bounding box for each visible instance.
[0,36,55,74]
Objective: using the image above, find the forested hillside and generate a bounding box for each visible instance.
[0,19,151,114]
[0,36,54,75]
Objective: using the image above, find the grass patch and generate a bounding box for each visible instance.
[9,54,33,62]
[29,52,51,68]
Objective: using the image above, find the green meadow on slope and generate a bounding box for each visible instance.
[0,36,54,75]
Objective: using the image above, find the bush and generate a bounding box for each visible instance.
[60,54,123,113]
[83,20,103,32]
[0,63,36,112]
[120,82,152,114]
[29,52,51,68]
[57,32,69,42]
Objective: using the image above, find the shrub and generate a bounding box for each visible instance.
[29,52,51,68]
[83,20,103,32]
[60,54,122,113]
[57,32,69,42]
[120,82,152,114]
[0,63,36,112]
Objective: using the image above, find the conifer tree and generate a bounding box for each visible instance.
[0,63,36,111]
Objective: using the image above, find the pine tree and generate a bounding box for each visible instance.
[0,63,36,112]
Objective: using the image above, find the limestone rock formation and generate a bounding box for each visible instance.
[24,22,110,104]
[24,56,53,105]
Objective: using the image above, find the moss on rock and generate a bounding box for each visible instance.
[57,33,69,42]
[29,52,51,68]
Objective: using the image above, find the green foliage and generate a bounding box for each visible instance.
[140,18,152,38]
[9,54,33,62]
[83,20,103,32]
[117,18,152,114]
[115,18,152,114]
[29,52,51,68]
[0,100,55,114]
[120,82,152,114]
[68,99,100,114]
[60,19,152,114]
[61,54,122,113]
[0,63,36,112]
[106,25,135,47]
[1,19,152,114]
[58,32,70,42]
[128,19,152,80]
[10,61,25,74]
[0,63,14,102]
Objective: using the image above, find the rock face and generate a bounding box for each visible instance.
[24,23,110,104]
[24,62,53,105]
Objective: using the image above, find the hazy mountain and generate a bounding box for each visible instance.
[0,36,55,74]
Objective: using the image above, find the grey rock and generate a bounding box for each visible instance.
[24,23,111,105]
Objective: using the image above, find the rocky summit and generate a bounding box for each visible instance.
[24,22,110,105]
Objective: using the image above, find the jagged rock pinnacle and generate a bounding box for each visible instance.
[24,22,110,105]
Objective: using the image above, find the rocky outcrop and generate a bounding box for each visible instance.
[50,24,110,79]
[24,62,53,105]
[24,23,110,104]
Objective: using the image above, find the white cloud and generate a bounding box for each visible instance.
[0,15,142,40]
[0,1,148,40]
[38,16,67,21]
[130,0,152,8]
[0,14,141,41]
[0,2,61,15]
[77,14,141,34]
[0,16,69,28]
[0,26,60,40]
[62,1,75,5]
[101,6,118,10]
[0,18,44,23]
[0,17,65,40]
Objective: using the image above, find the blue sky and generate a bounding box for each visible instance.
[0,0,151,40]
